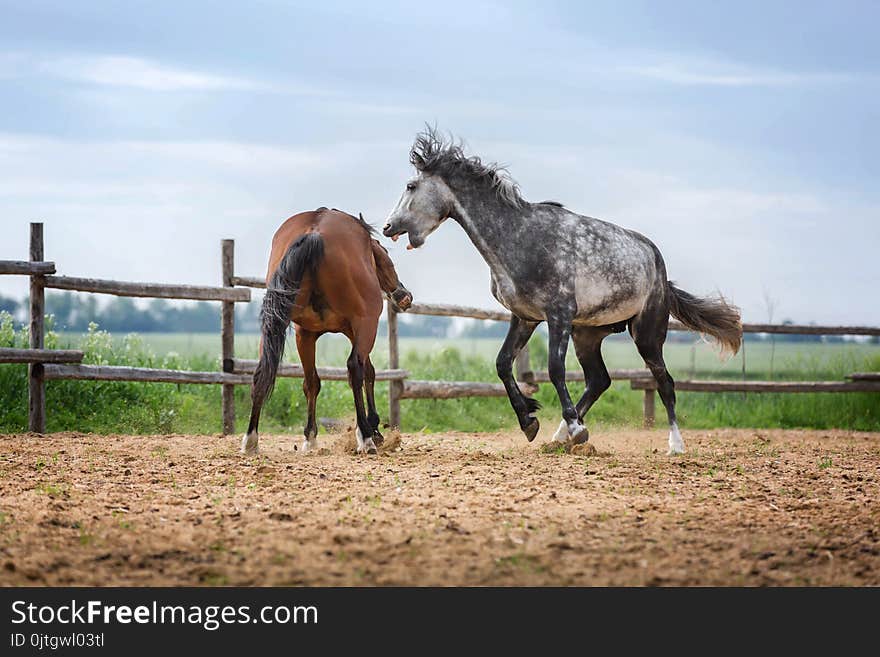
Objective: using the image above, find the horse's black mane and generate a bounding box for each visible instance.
[409,125,524,208]
[326,207,376,237]
[354,211,377,237]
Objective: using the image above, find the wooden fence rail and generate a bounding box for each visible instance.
[44,275,250,302]
[2,222,878,435]
[407,302,880,337]
[230,276,266,289]
[45,364,251,385]
[231,359,408,382]
[0,261,55,276]
[848,373,880,382]
[400,380,535,399]
[0,348,83,364]
[630,378,880,394]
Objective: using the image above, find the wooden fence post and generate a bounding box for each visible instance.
[220,239,235,435]
[28,222,46,433]
[643,389,655,428]
[387,301,401,428]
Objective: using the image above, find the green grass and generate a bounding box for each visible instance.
[2,313,878,435]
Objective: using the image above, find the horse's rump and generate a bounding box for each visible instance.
[266,209,385,328]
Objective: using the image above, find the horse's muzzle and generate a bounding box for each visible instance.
[382,222,407,242]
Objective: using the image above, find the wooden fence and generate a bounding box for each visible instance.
[1,224,252,433]
[2,222,879,434]
[390,304,880,427]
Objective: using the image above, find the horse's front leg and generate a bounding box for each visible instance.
[496,315,541,441]
[546,314,588,444]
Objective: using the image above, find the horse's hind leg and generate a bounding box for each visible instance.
[242,335,269,455]
[242,383,263,455]
[553,326,612,443]
[296,329,321,454]
[347,322,379,455]
[631,304,683,455]
[363,355,384,446]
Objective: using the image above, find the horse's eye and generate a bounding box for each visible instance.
[406,181,417,191]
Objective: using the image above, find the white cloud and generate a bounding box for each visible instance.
[619,61,856,87]
[2,51,329,95]
[38,55,267,92]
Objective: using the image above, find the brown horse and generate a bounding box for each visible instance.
[241,207,412,455]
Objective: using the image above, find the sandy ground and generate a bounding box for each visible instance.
[0,427,878,586]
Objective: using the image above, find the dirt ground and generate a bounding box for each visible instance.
[1,427,878,586]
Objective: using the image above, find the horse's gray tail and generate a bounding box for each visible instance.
[667,282,742,356]
[251,233,324,406]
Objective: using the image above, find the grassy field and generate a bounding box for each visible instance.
[2,314,878,435]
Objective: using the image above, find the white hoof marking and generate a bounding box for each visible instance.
[301,436,317,454]
[552,420,568,443]
[357,438,378,455]
[355,427,377,455]
[667,422,685,455]
[241,431,259,455]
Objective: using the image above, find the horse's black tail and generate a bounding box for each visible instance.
[667,282,742,356]
[252,233,324,405]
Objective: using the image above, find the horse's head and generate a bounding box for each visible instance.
[383,174,453,250]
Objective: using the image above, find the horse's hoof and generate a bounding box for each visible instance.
[570,424,589,445]
[241,431,259,455]
[357,436,378,455]
[372,431,385,447]
[667,423,685,455]
[523,417,540,442]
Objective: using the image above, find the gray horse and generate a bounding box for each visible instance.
[383,127,742,455]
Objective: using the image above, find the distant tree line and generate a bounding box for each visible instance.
[0,292,460,337]
[1,292,239,333]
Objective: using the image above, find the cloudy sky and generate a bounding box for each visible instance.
[1,1,878,324]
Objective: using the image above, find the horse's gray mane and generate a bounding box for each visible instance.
[410,126,524,208]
